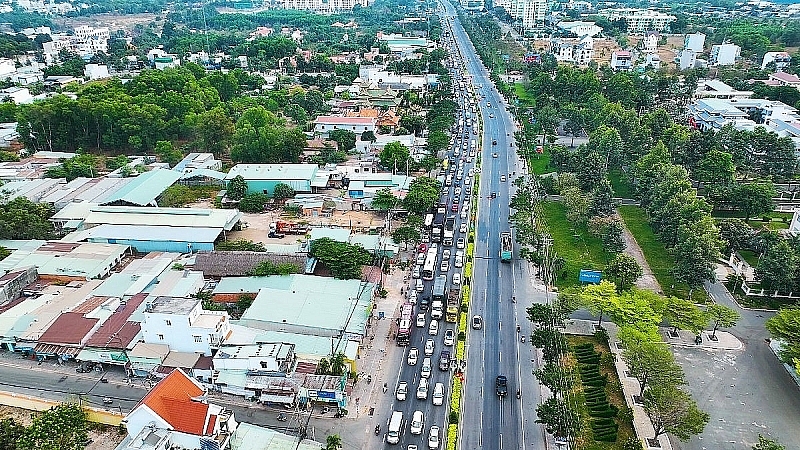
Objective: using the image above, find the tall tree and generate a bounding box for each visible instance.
[729,181,776,221]
[578,280,619,325]
[371,188,398,211]
[664,297,707,335]
[605,253,643,292]
[226,175,248,200]
[643,384,709,441]
[766,308,800,372]
[705,303,740,339]
[755,239,797,294]
[328,129,356,152]
[272,183,296,201]
[379,141,411,172]
[753,434,786,450]
[672,217,721,299]
[402,177,441,215]
[622,340,686,396]
[535,397,580,439]
[717,218,755,255]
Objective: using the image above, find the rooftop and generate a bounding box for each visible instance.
[225,164,318,181]
[0,241,128,280]
[83,206,242,231]
[98,169,181,206]
[314,116,377,125]
[37,311,98,345]
[84,293,147,348]
[309,227,351,243]
[147,296,199,316]
[84,224,222,244]
[136,368,209,435]
[229,421,322,450]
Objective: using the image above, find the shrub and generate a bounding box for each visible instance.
[446,424,458,450]
[449,411,459,424]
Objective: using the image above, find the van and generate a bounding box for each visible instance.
[387,411,403,444]
[432,383,445,406]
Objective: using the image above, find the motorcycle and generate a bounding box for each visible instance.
[277,413,287,422]
[516,390,521,399]
[366,375,372,384]
[375,425,381,435]
[521,336,525,343]
[516,325,520,333]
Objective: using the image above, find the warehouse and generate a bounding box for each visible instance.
[83,224,220,253]
[224,164,319,195]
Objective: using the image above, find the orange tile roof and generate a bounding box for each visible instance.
[140,369,210,435]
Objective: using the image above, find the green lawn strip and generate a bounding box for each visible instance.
[540,201,609,288]
[514,82,535,106]
[566,335,635,450]
[617,205,691,300]
[527,151,553,175]
[607,170,632,199]
[738,250,760,268]
[711,210,793,221]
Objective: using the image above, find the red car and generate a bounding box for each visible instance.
[418,243,428,253]
[451,203,458,211]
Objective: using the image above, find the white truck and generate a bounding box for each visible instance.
[431,300,444,320]
[387,411,403,444]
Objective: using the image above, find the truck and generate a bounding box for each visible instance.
[271,220,309,235]
[445,288,460,323]
[432,212,445,243]
[443,216,456,246]
[500,231,513,263]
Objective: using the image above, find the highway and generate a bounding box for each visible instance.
[440,2,548,450]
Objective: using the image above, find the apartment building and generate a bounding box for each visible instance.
[598,8,676,33]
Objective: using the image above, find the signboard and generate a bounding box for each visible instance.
[317,390,337,400]
[579,269,602,284]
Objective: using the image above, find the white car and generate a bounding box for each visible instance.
[428,319,439,336]
[459,223,467,234]
[456,238,465,249]
[410,410,424,435]
[428,426,440,449]
[421,358,432,379]
[417,378,429,399]
[413,266,421,279]
[408,347,419,366]
[424,339,435,356]
[396,381,408,401]
[440,260,450,272]
[452,273,462,286]
[416,279,424,292]
[417,313,426,328]
[432,383,445,406]
[443,249,451,261]
[460,210,467,220]
[501,175,506,182]
[444,329,455,346]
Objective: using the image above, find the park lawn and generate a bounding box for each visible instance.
[528,151,553,175]
[617,205,694,300]
[541,201,609,288]
[738,249,760,268]
[514,82,535,106]
[566,335,636,450]
[607,170,632,199]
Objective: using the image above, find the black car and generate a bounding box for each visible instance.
[496,375,508,397]
[420,295,431,311]
[439,351,451,371]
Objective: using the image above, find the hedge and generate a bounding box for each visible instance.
[456,340,465,360]
[451,377,462,411]
[447,424,458,450]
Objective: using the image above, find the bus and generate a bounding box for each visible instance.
[396,303,414,346]
[422,249,437,280]
[387,411,404,444]
[432,275,447,302]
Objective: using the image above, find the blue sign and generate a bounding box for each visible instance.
[317,390,337,400]
[579,270,602,284]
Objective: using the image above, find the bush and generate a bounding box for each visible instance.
[446,424,458,450]
[622,437,644,450]
[449,411,459,424]
[238,192,269,213]
[458,331,466,341]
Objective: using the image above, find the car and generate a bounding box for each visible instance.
[490,192,497,199]
[451,203,458,212]
[413,266,421,279]
[428,319,439,336]
[460,210,467,220]
[430,243,439,252]
[444,329,455,346]
[472,315,483,329]
[408,347,419,365]
[417,377,429,398]
[492,139,497,145]
[496,375,508,397]
[432,383,445,406]
[409,445,418,450]
[410,410,425,435]
[443,249,451,261]
[418,243,428,253]
[456,238,465,249]
[454,187,462,197]
[416,253,426,265]
[424,339,435,356]
[489,113,495,118]
[396,381,408,401]
[407,290,418,305]
[440,260,450,272]
[456,173,463,181]
[420,294,430,311]
[416,279,424,292]
[428,426,440,449]
[439,350,451,370]
[492,152,498,158]
[452,273,462,286]
[459,223,467,234]
[421,358,432,379]
[501,175,506,182]
[417,313,426,328]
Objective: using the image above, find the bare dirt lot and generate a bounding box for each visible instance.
[55,13,160,34]
[0,405,125,449]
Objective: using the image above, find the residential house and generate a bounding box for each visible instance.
[710,43,740,66]
[141,296,230,356]
[684,32,706,53]
[610,51,633,71]
[762,52,792,71]
[767,72,800,88]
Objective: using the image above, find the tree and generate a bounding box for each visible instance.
[729,181,776,221]
[379,141,411,172]
[717,218,755,255]
[371,188,398,211]
[705,303,740,339]
[399,114,425,136]
[189,106,235,156]
[605,253,643,292]
[694,148,735,185]
[325,434,342,450]
[227,175,248,201]
[663,297,707,335]
[426,130,449,155]
[310,237,372,279]
[534,362,574,396]
[154,140,183,167]
[672,217,722,299]
[589,179,616,217]
[361,131,376,142]
[588,215,625,254]
[272,183,296,201]
[238,193,269,213]
[0,417,24,450]
[329,129,356,152]
[575,149,608,192]
[578,280,619,325]
[530,327,568,363]
[535,397,580,439]
[643,384,709,441]
[766,308,800,371]
[622,340,685,396]
[561,186,590,225]
[0,196,55,240]
[402,177,440,215]
[18,403,89,450]
[392,226,420,249]
[753,435,786,450]
[755,239,796,294]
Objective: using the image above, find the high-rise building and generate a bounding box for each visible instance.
[598,8,676,33]
[510,0,547,30]
[461,0,485,11]
[684,32,706,53]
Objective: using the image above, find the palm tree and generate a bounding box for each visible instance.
[325,434,342,450]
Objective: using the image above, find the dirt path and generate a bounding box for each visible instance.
[620,219,663,293]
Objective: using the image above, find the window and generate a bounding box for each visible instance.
[193,336,202,343]
[165,320,172,326]
[158,334,164,341]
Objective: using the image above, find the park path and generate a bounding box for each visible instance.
[618,213,663,293]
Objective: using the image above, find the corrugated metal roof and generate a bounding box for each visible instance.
[85,224,222,243]
[309,227,350,243]
[85,293,146,348]
[83,206,242,230]
[179,168,226,180]
[225,164,318,181]
[98,169,182,206]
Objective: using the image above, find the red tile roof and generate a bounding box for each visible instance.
[85,293,146,348]
[140,369,210,435]
[38,312,99,345]
[315,116,376,125]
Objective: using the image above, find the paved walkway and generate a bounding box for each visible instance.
[619,219,662,293]
[562,319,744,450]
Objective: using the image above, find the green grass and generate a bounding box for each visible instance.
[514,82,535,106]
[541,201,610,288]
[607,170,632,199]
[617,205,693,300]
[711,211,792,230]
[566,335,636,450]
[528,151,553,175]
[738,249,760,268]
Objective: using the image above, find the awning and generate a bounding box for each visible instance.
[63,219,84,229]
[34,343,81,357]
[259,393,295,404]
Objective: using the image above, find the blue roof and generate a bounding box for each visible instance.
[98,169,181,206]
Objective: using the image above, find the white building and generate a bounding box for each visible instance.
[599,9,676,33]
[460,0,485,11]
[640,32,658,53]
[610,51,633,71]
[84,64,109,80]
[279,0,370,13]
[0,87,33,104]
[314,116,377,136]
[213,343,296,373]
[710,43,740,66]
[694,79,753,100]
[640,53,661,70]
[550,36,594,65]
[684,32,706,53]
[141,296,230,356]
[676,49,698,70]
[762,51,792,71]
[557,21,602,37]
[510,0,548,30]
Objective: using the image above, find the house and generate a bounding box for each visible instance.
[640,53,661,70]
[684,32,705,53]
[140,296,230,355]
[762,52,792,71]
[610,51,633,71]
[0,87,33,104]
[557,21,602,37]
[767,72,800,87]
[694,79,753,100]
[676,49,698,70]
[77,292,147,374]
[225,163,319,195]
[54,205,242,236]
[314,116,377,137]
[84,64,110,80]
[0,241,128,280]
[710,43,740,66]
[121,369,237,450]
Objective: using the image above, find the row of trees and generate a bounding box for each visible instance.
[0,403,89,450]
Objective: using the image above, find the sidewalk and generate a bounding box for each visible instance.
[562,319,745,450]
